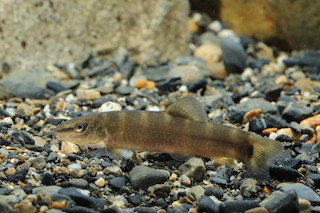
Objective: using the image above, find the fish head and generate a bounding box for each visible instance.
[52,113,107,148]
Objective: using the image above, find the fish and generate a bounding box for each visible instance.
[52,96,282,181]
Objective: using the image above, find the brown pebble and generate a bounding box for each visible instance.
[194,44,222,64]
[261,186,271,194]
[52,166,70,175]
[300,114,320,128]
[134,79,147,89]
[187,19,198,34]
[51,71,70,80]
[14,203,37,213]
[242,109,261,124]
[55,99,66,110]
[51,201,66,209]
[144,80,156,91]
[305,133,317,144]
[76,89,101,101]
[262,128,278,135]
[276,128,295,138]
[60,141,79,155]
[244,207,268,213]
[5,167,16,176]
[95,177,106,188]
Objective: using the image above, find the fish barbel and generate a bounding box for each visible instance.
[52,96,282,181]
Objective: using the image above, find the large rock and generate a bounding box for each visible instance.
[0,0,189,76]
[220,0,320,50]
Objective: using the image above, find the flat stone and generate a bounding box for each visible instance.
[264,190,299,213]
[109,177,126,190]
[220,200,259,213]
[129,166,169,190]
[281,184,320,205]
[69,178,89,189]
[274,158,302,169]
[33,186,62,197]
[233,98,278,114]
[282,103,313,123]
[269,165,300,181]
[197,196,220,213]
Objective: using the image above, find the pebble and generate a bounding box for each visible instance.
[263,190,299,213]
[178,174,191,185]
[69,178,89,189]
[233,98,278,114]
[204,186,224,200]
[244,207,268,213]
[178,157,206,181]
[282,103,313,122]
[109,177,126,190]
[94,177,106,188]
[197,196,220,213]
[76,89,101,101]
[58,188,106,209]
[220,200,259,213]
[189,185,205,200]
[220,37,246,74]
[269,165,300,181]
[129,166,169,190]
[99,101,122,112]
[31,157,47,170]
[168,65,204,85]
[281,184,320,205]
[41,172,55,186]
[240,178,258,198]
[148,184,171,198]
[274,158,302,169]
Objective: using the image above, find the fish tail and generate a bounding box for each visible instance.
[246,137,283,182]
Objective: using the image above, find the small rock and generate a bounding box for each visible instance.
[129,166,169,190]
[5,167,16,176]
[274,158,302,169]
[41,172,55,186]
[194,44,222,64]
[69,178,89,189]
[281,184,320,205]
[31,156,47,170]
[282,103,313,122]
[265,85,283,102]
[148,184,171,198]
[62,206,100,213]
[178,157,206,181]
[58,188,106,209]
[46,81,67,93]
[0,199,14,213]
[76,89,101,101]
[134,207,157,213]
[14,203,36,213]
[94,177,106,188]
[220,37,246,74]
[189,185,205,200]
[109,177,126,190]
[244,207,268,213]
[209,177,228,187]
[307,174,320,188]
[197,196,220,213]
[204,186,224,200]
[127,194,142,206]
[269,165,300,181]
[178,174,191,185]
[168,65,204,85]
[240,178,258,198]
[220,200,259,213]
[7,168,28,183]
[115,85,133,96]
[263,190,299,213]
[32,186,62,197]
[233,98,278,114]
[300,114,320,128]
[99,101,122,112]
[249,118,267,134]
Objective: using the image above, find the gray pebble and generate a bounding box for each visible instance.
[129,166,169,190]
[232,98,278,114]
[31,156,47,170]
[69,178,89,189]
[32,186,62,196]
[264,190,299,213]
[178,157,206,181]
[204,186,224,200]
[282,103,313,122]
[281,184,320,205]
[240,178,258,198]
[0,199,14,213]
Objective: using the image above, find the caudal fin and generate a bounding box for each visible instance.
[246,137,283,182]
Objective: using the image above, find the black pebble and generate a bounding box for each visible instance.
[11,131,35,145]
[265,85,283,101]
[249,118,267,134]
[23,183,33,194]
[197,196,220,213]
[275,158,302,169]
[265,190,299,213]
[156,77,182,95]
[188,79,207,93]
[58,188,106,209]
[209,177,228,187]
[0,138,11,146]
[109,177,126,190]
[219,200,259,213]
[127,194,142,205]
[227,111,245,124]
[101,208,120,213]
[275,134,293,142]
[7,168,28,182]
[282,104,313,122]
[264,113,289,129]
[204,186,224,200]
[269,165,300,181]
[42,172,55,186]
[46,81,67,93]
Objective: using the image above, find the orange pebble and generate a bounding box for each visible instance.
[276,128,294,138]
[134,79,147,89]
[300,114,320,128]
[51,201,66,209]
[187,19,198,34]
[242,109,261,124]
[305,134,317,144]
[262,186,271,194]
[144,81,156,91]
[262,128,278,135]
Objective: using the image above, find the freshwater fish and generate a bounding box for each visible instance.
[52,96,282,181]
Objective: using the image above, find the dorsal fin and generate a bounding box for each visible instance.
[165,96,207,122]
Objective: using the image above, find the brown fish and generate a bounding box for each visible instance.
[52,96,282,181]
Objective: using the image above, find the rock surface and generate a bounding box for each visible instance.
[0,0,189,76]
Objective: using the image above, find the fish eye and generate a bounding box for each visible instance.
[74,123,86,133]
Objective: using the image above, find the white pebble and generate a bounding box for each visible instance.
[99,101,122,112]
[208,20,223,33]
[67,163,82,170]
